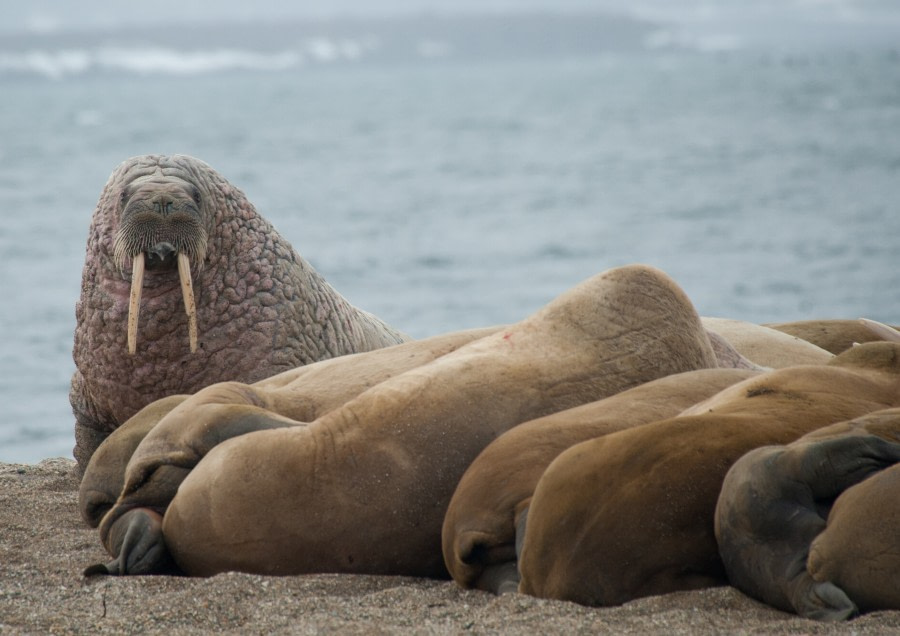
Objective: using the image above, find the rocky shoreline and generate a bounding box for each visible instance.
[2,458,898,634]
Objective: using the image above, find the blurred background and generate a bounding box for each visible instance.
[1,0,898,462]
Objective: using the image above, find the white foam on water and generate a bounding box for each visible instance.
[0,39,384,79]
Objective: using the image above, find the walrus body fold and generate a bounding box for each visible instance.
[71,154,407,472]
[90,264,721,578]
[516,342,900,608]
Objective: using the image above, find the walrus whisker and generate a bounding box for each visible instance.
[177,252,198,353]
[127,252,145,355]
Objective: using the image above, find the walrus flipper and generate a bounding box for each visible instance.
[717,431,900,620]
[84,508,179,577]
[800,434,900,500]
[791,578,858,622]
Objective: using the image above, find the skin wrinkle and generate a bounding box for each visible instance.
[71,155,406,469]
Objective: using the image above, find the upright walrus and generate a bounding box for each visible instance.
[71,154,407,470]
[90,264,721,578]
[517,342,900,607]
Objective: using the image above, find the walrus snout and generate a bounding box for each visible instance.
[146,241,177,269]
[113,178,208,272]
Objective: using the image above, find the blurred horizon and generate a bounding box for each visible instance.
[3,0,900,52]
[2,2,899,81]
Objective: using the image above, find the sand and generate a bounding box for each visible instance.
[2,458,899,635]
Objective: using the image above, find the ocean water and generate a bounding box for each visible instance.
[1,44,899,463]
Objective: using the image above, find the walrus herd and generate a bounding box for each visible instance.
[73,155,900,623]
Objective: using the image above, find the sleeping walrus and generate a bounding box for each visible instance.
[442,366,760,594]
[71,154,407,471]
[516,342,900,607]
[86,264,722,578]
[78,325,501,537]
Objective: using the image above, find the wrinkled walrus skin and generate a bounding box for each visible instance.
[517,342,900,608]
[95,264,721,579]
[715,408,900,621]
[442,367,760,593]
[71,154,407,471]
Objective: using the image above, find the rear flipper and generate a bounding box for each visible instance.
[84,507,181,576]
[792,577,858,622]
[460,511,530,594]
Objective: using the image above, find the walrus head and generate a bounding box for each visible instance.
[112,173,208,355]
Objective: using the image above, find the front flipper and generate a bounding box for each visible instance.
[84,507,180,576]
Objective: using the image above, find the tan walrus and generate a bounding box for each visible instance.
[88,264,722,578]
[517,342,900,607]
[701,317,833,368]
[766,318,900,355]
[79,325,502,532]
[442,367,760,593]
[808,428,900,615]
[72,154,407,471]
[715,407,900,620]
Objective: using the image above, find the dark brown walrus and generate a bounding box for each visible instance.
[71,154,406,471]
[715,407,900,621]
[516,342,900,607]
[442,367,760,594]
[86,264,721,578]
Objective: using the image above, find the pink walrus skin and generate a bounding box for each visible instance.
[70,154,406,472]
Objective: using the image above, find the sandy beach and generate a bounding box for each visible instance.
[2,458,898,634]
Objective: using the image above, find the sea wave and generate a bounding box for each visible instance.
[0,39,381,79]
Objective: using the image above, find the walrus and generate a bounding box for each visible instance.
[78,325,501,532]
[71,154,407,471]
[442,367,760,594]
[808,429,900,615]
[89,264,721,578]
[715,407,900,620]
[701,317,833,368]
[516,342,900,607]
[766,318,900,355]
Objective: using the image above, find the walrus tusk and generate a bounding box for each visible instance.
[859,318,900,343]
[177,252,198,353]
[127,252,145,355]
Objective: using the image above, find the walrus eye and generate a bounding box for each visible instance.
[119,189,129,207]
[191,186,202,206]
